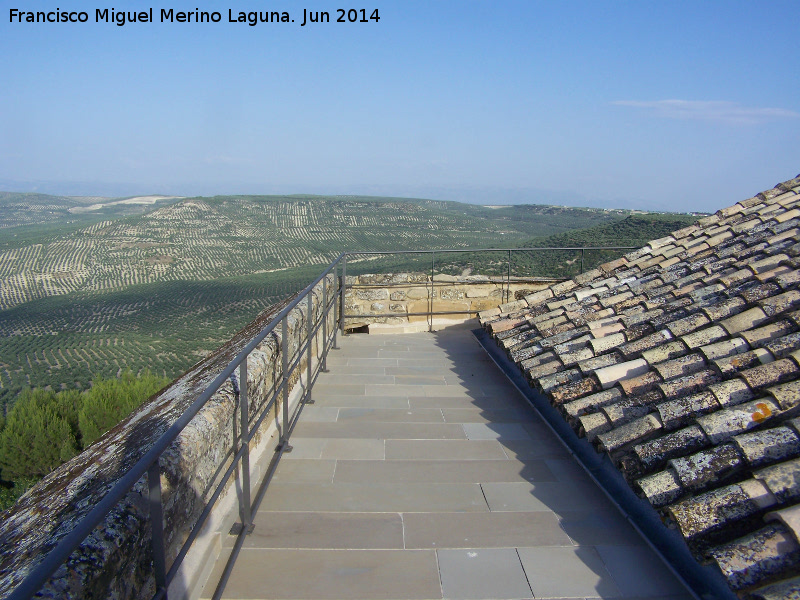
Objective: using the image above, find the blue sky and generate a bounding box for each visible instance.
[1,1,798,212]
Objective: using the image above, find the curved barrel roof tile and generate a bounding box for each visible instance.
[481,173,800,598]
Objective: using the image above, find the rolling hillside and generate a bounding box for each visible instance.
[0,192,695,409]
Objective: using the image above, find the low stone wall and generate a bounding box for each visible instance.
[0,275,336,600]
[344,273,558,332]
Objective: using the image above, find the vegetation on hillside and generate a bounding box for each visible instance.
[430,213,697,278]
[0,192,695,413]
[0,370,168,511]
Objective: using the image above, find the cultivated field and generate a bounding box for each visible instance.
[0,192,695,409]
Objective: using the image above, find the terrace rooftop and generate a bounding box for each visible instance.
[200,326,693,600]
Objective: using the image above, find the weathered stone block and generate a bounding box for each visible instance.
[465,285,495,298]
[355,288,389,301]
[439,288,465,300]
[407,287,432,299]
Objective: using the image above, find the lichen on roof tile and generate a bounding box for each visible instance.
[634,424,709,471]
[766,504,800,549]
[537,368,582,392]
[657,368,720,400]
[663,308,708,333]
[739,358,799,391]
[619,329,675,359]
[550,376,600,405]
[597,413,663,454]
[657,391,720,431]
[766,380,800,412]
[668,443,743,489]
[580,411,612,441]
[764,332,800,360]
[594,357,649,389]
[698,397,781,444]
[652,353,707,380]
[699,336,750,362]
[710,523,800,591]
[637,468,684,507]
[714,347,773,377]
[734,426,800,468]
[667,479,774,541]
[755,458,800,503]
[709,378,756,407]
[740,320,796,348]
[760,290,800,318]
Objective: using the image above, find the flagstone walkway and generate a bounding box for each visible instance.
[201,327,693,600]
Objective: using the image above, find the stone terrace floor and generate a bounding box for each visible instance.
[201,327,694,600]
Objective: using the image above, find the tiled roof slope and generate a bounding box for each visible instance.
[480,174,800,599]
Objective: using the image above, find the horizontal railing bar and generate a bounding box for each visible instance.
[345,246,636,255]
[347,279,561,288]
[346,310,482,319]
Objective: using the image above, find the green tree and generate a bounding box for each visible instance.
[0,389,80,479]
[78,370,168,447]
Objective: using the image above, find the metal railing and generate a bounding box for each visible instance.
[9,254,347,600]
[339,247,636,329]
[8,244,635,600]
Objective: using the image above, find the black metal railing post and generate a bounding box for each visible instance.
[148,463,167,599]
[332,269,339,349]
[429,252,435,332]
[322,278,329,372]
[507,249,512,302]
[277,316,292,453]
[340,256,347,334]
[306,292,314,404]
[238,359,252,532]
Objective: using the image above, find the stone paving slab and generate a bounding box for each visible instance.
[437,548,533,599]
[281,438,386,460]
[517,546,622,598]
[336,407,445,423]
[260,482,489,512]
[332,458,557,484]
[271,459,336,482]
[461,422,531,440]
[557,510,648,546]
[213,549,441,599]
[440,408,537,423]
[235,513,404,549]
[408,395,524,409]
[403,511,572,548]
[385,439,510,460]
[311,395,410,408]
[482,481,615,512]
[200,330,693,600]
[291,421,467,439]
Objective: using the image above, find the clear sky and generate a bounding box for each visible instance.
[1,1,798,212]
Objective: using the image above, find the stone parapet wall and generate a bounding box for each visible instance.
[344,273,558,331]
[0,275,336,600]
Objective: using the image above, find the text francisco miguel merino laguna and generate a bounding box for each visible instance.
[8,7,381,26]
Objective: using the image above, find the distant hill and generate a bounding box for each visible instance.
[0,192,692,409]
[0,193,656,311]
[430,213,698,279]
[515,213,698,278]
[0,192,180,231]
